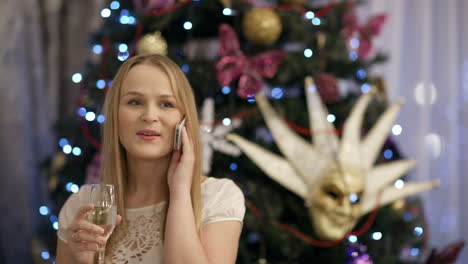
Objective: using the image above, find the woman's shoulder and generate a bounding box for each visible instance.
[200,177,245,225]
[201,177,244,207]
[201,177,242,196]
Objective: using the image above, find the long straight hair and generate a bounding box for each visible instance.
[101,54,203,229]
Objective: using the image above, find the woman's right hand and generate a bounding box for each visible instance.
[65,204,115,264]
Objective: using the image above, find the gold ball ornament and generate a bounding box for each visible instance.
[137,31,168,56]
[242,8,282,45]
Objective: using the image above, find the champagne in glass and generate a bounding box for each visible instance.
[87,184,117,264]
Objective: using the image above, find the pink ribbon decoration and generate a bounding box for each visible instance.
[216,24,287,99]
[343,2,388,58]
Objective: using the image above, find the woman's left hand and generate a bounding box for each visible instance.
[167,126,195,195]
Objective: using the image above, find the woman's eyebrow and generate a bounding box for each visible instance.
[121,91,175,98]
[121,91,143,97]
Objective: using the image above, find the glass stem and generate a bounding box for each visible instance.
[98,245,105,264]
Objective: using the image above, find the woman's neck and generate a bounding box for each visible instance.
[125,154,171,208]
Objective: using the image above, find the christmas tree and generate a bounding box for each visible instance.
[35,0,445,263]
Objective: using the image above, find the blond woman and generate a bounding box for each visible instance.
[56,54,245,264]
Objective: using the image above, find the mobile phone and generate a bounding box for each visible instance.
[173,117,186,150]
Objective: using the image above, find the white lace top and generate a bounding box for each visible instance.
[58,177,245,264]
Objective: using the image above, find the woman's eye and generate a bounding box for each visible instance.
[161,102,174,108]
[128,99,142,105]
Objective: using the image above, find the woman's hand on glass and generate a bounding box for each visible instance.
[65,204,121,264]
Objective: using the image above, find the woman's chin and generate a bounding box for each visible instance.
[126,149,172,161]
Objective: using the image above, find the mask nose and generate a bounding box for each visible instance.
[334,196,352,217]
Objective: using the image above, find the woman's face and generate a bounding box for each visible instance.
[118,64,183,161]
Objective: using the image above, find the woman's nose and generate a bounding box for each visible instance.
[141,107,160,123]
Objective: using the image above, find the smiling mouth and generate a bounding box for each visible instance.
[136,129,161,136]
[138,132,158,136]
[136,130,161,141]
[328,212,354,224]
[137,134,160,142]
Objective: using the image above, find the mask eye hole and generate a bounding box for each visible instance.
[326,190,339,199]
[322,186,343,200]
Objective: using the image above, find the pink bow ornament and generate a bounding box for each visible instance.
[216,24,286,99]
[343,3,388,58]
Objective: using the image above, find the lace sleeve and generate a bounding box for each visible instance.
[201,178,245,226]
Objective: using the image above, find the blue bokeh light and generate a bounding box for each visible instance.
[72,147,82,156]
[110,1,120,10]
[97,115,106,123]
[414,226,424,236]
[384,149,393,159]
[39,206,49,216]
[92,45,103,54]
[183,21,193,30]
[272,87,284,99]
[361,83,371,93]
[117,51,130,61]
[349,51,358,61]
[411,248,420,256]
[120,9,129,16]
[120,15,130,24]
[49,215,58,223]
[96,79,106,89]
[230,163,238,171]
[348,235,358,243]
[65,182,74,192]
[118,43,128,52]
[312,17,321,26]
[222,86,231,94]
[58,138,69,148]
[356,68,367,79]
[41,251,50,260]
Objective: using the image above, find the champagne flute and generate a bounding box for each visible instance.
[87,184,117,264]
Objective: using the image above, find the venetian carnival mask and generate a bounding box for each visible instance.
[307,165,364,240]
[227,77,439,240]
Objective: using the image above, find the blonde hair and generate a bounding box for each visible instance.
[101,54,203,229]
